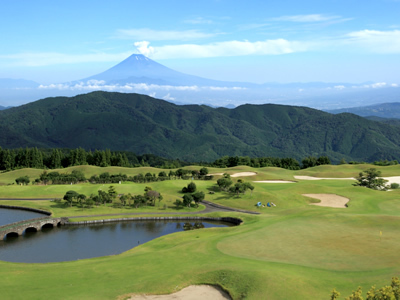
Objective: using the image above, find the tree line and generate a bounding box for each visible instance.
[62,185,163,209]
[26,168,211,185]
[0,147,188,171]
[2,147,399,173]
[211,155,332,170]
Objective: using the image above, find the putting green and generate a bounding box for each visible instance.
[218,213,400,272]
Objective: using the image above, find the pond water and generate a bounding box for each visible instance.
[0,209,233,263]
[0,207,46,226]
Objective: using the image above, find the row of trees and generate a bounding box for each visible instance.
[211,155,331,170]
[37,170,86,185]
[62,186,163,208]
[29,168,211,186]
[0,147,188,171]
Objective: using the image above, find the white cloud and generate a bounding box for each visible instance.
[345,30,400,53]
[38,81,246,93]
[115,28,215,41]
[134,39,309,59]
[208,86,246,91]
[391,83,399,87]
[272,14,342,22]
[334,85,345,90]
[134,41,155,57]
[371,82,387,88]
[163,93,175,101]
[351,82,388,89]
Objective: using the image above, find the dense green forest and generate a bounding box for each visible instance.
[2,91,400,162]
[1,146,397,173]
[0,147,188,170]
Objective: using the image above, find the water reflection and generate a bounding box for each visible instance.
[183,222,205,230]
[0,220,232,263]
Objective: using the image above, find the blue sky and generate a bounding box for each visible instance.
[1,0,400,84]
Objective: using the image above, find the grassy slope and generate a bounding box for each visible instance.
[1,165,400,299]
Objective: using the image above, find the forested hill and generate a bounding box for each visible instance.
[1,91,400,162]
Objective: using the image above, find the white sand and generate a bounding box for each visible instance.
[304,194,349,208]
[127,285,231,300]
[294,176,355,180]
[295,175,400,186]
[253,180,296,183]
[231,172,257,177]
[382,176,400,185]
[209,172,257,177]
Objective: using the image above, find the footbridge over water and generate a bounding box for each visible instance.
[0,217,69,240]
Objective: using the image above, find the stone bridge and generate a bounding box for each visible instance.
[0,217,69,240]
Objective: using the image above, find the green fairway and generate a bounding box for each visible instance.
[1,164,400,299]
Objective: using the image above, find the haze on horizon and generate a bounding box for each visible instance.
[1,0,400,86]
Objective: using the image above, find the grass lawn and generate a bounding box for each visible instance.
[1,164,400,299]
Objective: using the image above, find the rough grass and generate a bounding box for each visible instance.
[1,165,400,299]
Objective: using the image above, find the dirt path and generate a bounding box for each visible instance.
[126,285,231,300]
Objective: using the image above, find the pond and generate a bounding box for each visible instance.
[0,207,46,226]
[0,209,233,263]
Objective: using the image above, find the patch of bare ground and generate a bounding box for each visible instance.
[125,285,231,300]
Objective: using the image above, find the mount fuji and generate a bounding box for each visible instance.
[1,53,399,109]
[80,54,245,87]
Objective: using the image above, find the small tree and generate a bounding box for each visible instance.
[174,199,183,208]
[182,182,197,193]
[133,195,146,208]
[330,288,340,300]
[192,191,205,206]
[354,168,388,190]
[15,176,30,185]
[85,197,94,208]
[146,190,161,206]
[182,194,193,207]
[108,185,118,202]
[63,190,79,207]
[199,167,209,176]
[346,286,363,300]
[217,177,233,191]
[77,194,86,207]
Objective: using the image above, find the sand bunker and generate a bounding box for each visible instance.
[295,176,355,181]
[304,194,349,208]
[127,285,231,300]
[253,180,296,183]
[382,176,400,185]
[231,172,257,177]
[209,172,257,177]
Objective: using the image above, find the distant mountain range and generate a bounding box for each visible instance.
[327,102,400,119]
[1,91,400,162]
[1,54,399,109]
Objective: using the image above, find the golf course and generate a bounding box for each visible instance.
[1,164,400,299]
